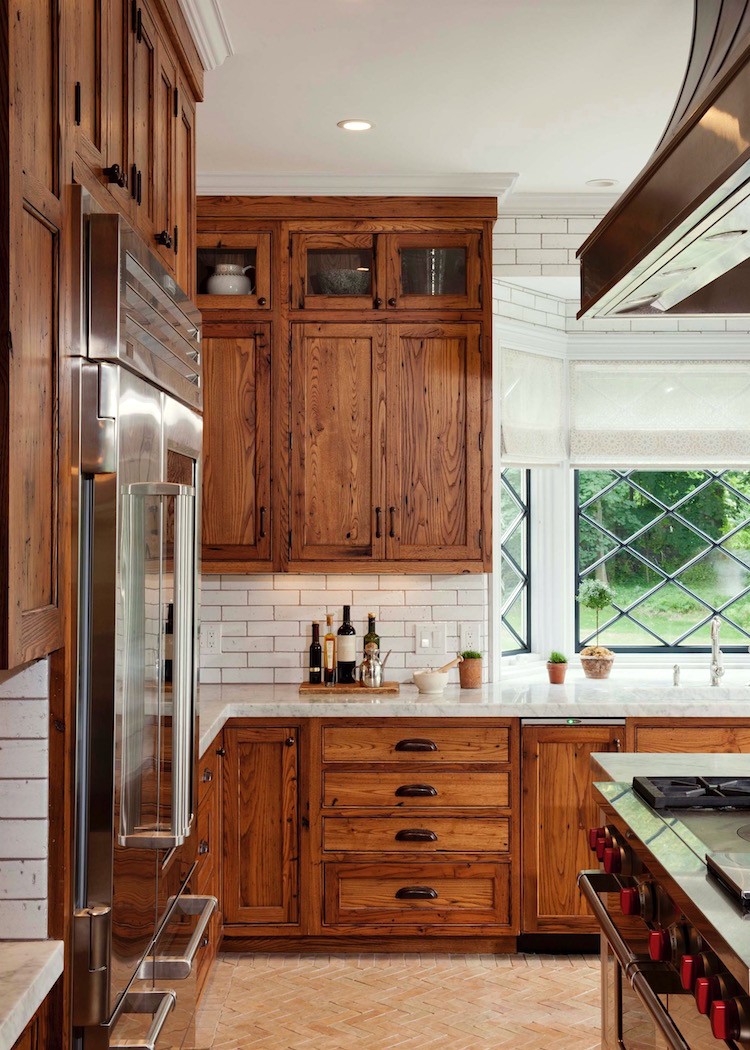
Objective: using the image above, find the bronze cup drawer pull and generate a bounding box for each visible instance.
[395,828,437,843]
[395,784,438,798]
[395,886,438,901]
[394,738,438,752]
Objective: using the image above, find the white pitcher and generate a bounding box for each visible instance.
[206,263,254,295]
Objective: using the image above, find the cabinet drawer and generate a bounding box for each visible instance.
[323,770,508,808]
[195,796,217,895]
[322,816,509,854]
[322,725,509,764]
[324,862,510,926]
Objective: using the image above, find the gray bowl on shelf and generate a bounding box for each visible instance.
[314,268,371,295]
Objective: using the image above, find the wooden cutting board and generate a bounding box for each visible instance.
[298,681,400,696]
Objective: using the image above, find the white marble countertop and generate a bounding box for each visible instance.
[0,940,63,1050]
[198,676,750,757]
[592,752,750,782]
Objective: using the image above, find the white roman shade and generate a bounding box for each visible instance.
[500,347,566,465]
[569,359,750,467]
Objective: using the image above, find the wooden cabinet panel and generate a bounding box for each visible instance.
[130,0,159,242]
[74,0,105,165]
[386,324,482,561]
[323,770,509,809]
[202,328,272,565]
[322,724,509,764]
[324,861,510,927]
[630,721,750,753]
[222,727,299,926]
[174,72,196,295]
[290,324,386,562]
[322,816,509,853]
[152,33,176,266]
[196,231,272,309]
[14,0,58,197]
[521,724,623,934]
[385,232,481,310]
[290,232,382,310]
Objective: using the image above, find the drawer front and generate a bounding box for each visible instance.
[322,816,509,853]
[324,862,511,926]
[322,725,509,764]
[323,770,509,808]
[195,790,218,895]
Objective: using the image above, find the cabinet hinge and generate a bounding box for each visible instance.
[478,432,483,452]
[174,86,179,117]
[74,82,81,126]
[478,529,483,549]
[288,432,292,450]
[288,529,292,552]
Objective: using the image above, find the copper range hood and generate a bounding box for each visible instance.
[578,0,750,317]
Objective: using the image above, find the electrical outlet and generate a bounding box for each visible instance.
[201,622,221,655]
[460,623,482,655]
[414,623,446,656]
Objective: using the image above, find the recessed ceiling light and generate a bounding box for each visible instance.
[337,119,373,132]
[586,178,618,188]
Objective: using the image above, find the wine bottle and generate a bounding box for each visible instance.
[337,605,357,684]
[323,614,337,686]
[364,612,380,655]
[308,621,322,685]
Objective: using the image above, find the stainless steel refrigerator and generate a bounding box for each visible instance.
[72,196,215,1050]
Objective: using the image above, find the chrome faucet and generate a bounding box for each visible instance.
[710,616,725,687]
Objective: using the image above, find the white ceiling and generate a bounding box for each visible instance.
[197,0,693,197]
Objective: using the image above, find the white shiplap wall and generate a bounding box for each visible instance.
[200,574,489,685]
[0,660,49,938]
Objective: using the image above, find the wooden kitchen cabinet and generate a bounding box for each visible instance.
[11,978,62,1050]
[627,718,750,753]
[521,724,623,934]
[202,326,273,569]
[196,231,272,309]
[174,71,197,295]
[198,196,495,574]
[222,726,300,927]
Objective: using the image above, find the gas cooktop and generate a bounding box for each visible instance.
[633,775,750,811]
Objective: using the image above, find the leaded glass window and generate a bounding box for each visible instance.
[576,470,750,651]
[500,469,530,654]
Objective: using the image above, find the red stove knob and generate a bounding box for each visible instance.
[710,998,747,1042]
[695,975,728,1016]
[649,929,670,962]
[681,955,703,992]
[620,887,640,915]
[596,833,611,861]
[603,846,622,874]
[588,826,605,851]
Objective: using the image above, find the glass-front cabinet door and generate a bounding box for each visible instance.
[291,232,383,310]
[197,232,271,310]
[385,232,481,310]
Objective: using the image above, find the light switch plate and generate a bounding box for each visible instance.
[201,623,221,655]
[460,623,482,655]
[414,623,446,656]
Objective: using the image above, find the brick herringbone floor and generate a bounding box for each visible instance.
[191,953,601,1049]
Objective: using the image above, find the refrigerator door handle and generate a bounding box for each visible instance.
[110,990,176,1050]
[137,895,217,980]
[119,481,196,849]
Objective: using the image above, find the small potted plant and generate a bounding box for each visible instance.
[546,651,568,685]
[459,650,483,689]
[577,579,615,679]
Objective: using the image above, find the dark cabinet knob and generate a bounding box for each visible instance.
[395,738,438,752]
[198,839,209,856]
[395,886,438,900]
[199,936,209,950]
[104,163,126,188]
[394,828,437,843]
[375,506,382,539]
[285,736,295,747]
[388,297,397,307]
[258,296,267,306]
[259,506,267,539]
[156,230,173,248]
[374,297,383,308]
[201,768,213,783]
[395,784,437,798]
[216,746,226,757]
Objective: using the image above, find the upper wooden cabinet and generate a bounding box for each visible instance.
[198,196,495,574]
[173,71,196,294]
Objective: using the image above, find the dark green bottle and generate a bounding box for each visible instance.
[363,612,380,654]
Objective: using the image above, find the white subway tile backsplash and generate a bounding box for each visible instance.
[0,861,47,900]
[0,781,48,819]
[0,901,47,940]
[0,820,47,860]
[0,739,48,779]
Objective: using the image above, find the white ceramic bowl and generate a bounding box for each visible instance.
[412,670,450,695]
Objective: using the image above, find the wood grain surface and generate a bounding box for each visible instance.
[322,816,509,854]
[322,724,509,764]
[322,770,509,809]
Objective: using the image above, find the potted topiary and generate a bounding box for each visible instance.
[577,579,615,679]
[459,650,483,689]
[546,651,568,685]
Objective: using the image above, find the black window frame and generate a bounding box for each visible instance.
[500,468,531,656]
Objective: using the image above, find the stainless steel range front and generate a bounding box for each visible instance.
[72,195,215,1050]
[581,772,750,1050]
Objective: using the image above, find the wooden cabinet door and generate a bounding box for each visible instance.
[290,232,383,310]
[202,326,272,566]
[629,719,750,753]
[385,232,481,310]
[129,0,159,244]
[173,72,196,296]
[521,724,623,934]
[290,324,386,564]
[103,0,132,212]
[151,29,176,268]
[73,0,106,171]
[222,727,299,926]
[386,324,483,562]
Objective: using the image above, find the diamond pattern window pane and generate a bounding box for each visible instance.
[501,470,530,654]
[576,470,750,652]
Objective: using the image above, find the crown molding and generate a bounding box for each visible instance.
[500,191,620,216]
[196,171,520,198]
[493,316,567,358]
[178,0,233,70]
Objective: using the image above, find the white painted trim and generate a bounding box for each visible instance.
[500,191,619,216]
[567,330,750,359]
[177,0,233,70]
[493,316,567,358]
[197,171,520,199]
